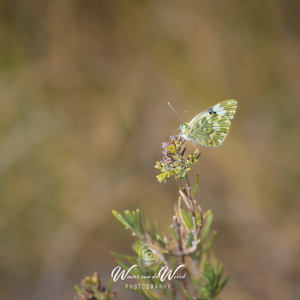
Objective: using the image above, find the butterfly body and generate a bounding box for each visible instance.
[180,100,237,148]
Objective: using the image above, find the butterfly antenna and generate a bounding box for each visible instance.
[167,102,184,123]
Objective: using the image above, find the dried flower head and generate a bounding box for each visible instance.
[155,135,201,183]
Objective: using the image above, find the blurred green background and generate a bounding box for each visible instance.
[0,1,299,299]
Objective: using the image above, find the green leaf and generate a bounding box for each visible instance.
[106,277,115,298]
[111,252,137,260]
[193,173,200,197]
[218,275,230,292]
[74,285,84,295]
[156,234,166,249]
[137,258,148,276]
[169,225,178,240]
[181,209,193,231]
[116,260,140,277]
[203,261,215,284]
[145,219,151,233]
[152,222,157,239]
[136,209,145,236]
[203,231,217,253]
[198,214,213,247]
[214,260,219,274]
[184,289,194,300]
[132,240,145,256]
[112,210,144,239]
[196,260,230,298]
[187,231,194,247]
[112,210,132,229]
[128,257,138,266]
[124,210,135,227]
[215,261,223,283]
[196,212,202,228]
[116,259,131,272]
[191,278,206,294]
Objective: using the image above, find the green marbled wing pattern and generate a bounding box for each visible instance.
[217,99,237,121]
[189,99,237,129]
[189,114,231,147]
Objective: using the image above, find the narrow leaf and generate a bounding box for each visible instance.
[218,275,230,292]
[193,173,200,197]
[112,210,132,229]
[124,210,135,227]
[203,231,217,253]
[136,209,145,236]
[198,214,213,247]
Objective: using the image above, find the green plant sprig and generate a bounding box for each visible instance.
[76,133,229,300]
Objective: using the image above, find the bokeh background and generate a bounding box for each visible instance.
[0,1,300,300]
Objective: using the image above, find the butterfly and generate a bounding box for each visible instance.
[179,100,237,148]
